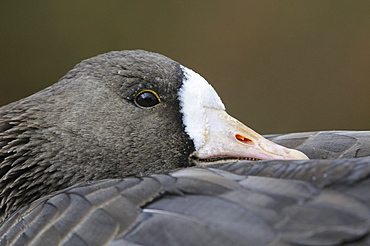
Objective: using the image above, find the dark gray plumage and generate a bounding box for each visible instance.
[0,50,195,222]
[266,131,370,159]
[1,155,370,245]
[1,50,370,245]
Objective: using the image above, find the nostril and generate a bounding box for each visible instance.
[235,134,253,144]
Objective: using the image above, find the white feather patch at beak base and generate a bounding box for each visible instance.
[178,66,308,166]
[190,108,308,165]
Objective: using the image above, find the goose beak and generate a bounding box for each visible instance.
[191,108,308,166]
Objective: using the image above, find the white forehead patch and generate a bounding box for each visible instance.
[178,66,225,150]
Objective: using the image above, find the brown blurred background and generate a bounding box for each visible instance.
[1,1,369,134]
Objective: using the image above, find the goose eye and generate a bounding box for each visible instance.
[135,90,161,108]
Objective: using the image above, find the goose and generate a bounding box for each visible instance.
[0,50,369,245]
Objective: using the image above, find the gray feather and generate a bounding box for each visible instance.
[1,167,369,245]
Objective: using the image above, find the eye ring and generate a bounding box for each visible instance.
[134,90,161,108]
